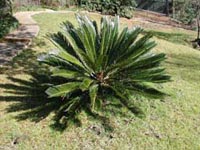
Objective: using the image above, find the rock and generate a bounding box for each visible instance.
[13,135,30,145]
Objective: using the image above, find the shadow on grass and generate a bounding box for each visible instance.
[166,53,200,69]
[164,52,200,85]
[143,30,193,46]
[0,49,144,132]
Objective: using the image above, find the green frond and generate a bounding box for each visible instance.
[46,82,81,98]
[116,27,144,60]
[49,32,77,57]
[76,14,97,63]
[62,27,94,74]
[80,78,94,91]
[89,84,99,111]
[119,37,157,62]
[51,68,84,79]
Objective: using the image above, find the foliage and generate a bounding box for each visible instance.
[40,0,78,7]
[39,14,170,123]
[13,5,45,12]
[0,0,18,39]
[172,0,200,41]
[83,0,136,19]
[0,0,12,16]
[173,1,196,25]
[0,15,19,39]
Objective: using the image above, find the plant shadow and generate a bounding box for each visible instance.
[165,52,200,82]
[0,49,144,132]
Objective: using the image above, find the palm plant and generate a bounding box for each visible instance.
[39,14,170,119]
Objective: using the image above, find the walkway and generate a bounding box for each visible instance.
[0,10,53,66]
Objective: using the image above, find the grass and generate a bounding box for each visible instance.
[1,12,200,149]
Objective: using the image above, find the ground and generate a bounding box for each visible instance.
[0,11,200,150]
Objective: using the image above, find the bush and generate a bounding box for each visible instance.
[0,0,12,16]
[83,0,136,19]
[0,0,19,39]
[40,0,78,8]
[39,15,170,124]
[173,1,196,25]
[0,15,19,39]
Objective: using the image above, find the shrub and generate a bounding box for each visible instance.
[173,1,196,25]
[0,15,19,39]
[83,0,136,19]
[0,0,19,38]
[0,0,12,16]
[39,15,170,123]
[40,0,78,8]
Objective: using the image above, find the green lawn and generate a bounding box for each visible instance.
[0,12,200,150]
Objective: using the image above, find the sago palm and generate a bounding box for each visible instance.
[39,14,170,117]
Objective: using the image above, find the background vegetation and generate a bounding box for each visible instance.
[82,0,136,18]
[0,0,19,39]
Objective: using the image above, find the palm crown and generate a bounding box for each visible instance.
[39,14,170,113]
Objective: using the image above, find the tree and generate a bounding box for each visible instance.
[195,1,200,40]
[165,0,169,16]
[189,0,200,41]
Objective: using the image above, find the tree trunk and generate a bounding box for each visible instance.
[165,0,169,16]
[172,0,175,18]
[196,0,200,40]
[197,9,200,40]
